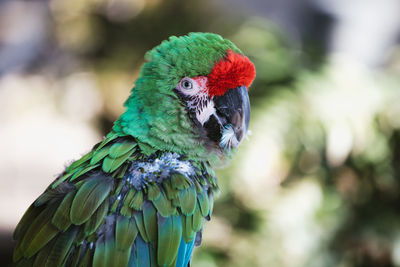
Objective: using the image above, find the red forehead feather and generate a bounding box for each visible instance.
[207,50,256,97]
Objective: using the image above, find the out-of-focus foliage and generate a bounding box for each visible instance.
[2,0,400,266]
[209,56,400,266]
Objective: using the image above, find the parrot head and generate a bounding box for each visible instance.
[113,32,255,159]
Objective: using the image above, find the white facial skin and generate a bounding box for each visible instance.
[177,76,246,150]
[176,76,216,125]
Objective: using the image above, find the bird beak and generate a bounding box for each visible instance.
[213,85,250,149]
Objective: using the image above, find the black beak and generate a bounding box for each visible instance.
[212,85,250,148]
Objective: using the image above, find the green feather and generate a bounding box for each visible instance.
[102,225,132,267]
[13,244,24,263]
[95,133,118,152]
[112,180,124,197]
[120,204,133,217]
[109,142,136,158]
[34,187,65,207]
[116,163,130,179]
[51,191,75,231]
[192,202,203,232]
[67,151,93,172]
[90,146,111,165]
[143,201,157,242]
[147,184,161,201]
[32,238,54,267]
[69,244,83,267]
[51,174,73,189]
[116,216,138,250]
[137,141,157,155]
[149,243,158,267]
[18,204,59,258]
[45,226,78,267]
[151,190,176,217]
[110,198,120,213]
[197,190,210,217]
[172,197,180,207]
[171,173,191,190]
[178,186,197,215]
[123,188,135,206]
[182,215,195,243]
[74,180,86,189]
[93,238,106,267]
[133,212,149,242]
[70,177,112,225]
[129,190,143,210]
[157,215,172,266]
[83,198,109,235]
[194,179,203,193]
[162,180,179,200]
[102,149,134,173]
[78,246,93,267]
[120,205,134,217]
[104,235,117,267]
[70,164,100,182]
[157,214,182,266]
[25,217,59,258]
[110,248,131,267]
[14,204,44,241]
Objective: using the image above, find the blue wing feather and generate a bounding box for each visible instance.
[128,243,137,267]
[175,237,195,267]
[135,235,149,267]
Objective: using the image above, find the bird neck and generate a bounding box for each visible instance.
[111,90,215,162]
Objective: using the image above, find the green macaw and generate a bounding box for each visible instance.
[13,32,256,267]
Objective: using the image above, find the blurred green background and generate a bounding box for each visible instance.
[1,0,400,266]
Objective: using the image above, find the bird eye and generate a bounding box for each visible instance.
[177,76,207,96]
[181,79,193,90]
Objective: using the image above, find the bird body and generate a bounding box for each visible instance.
[13,33,255,267]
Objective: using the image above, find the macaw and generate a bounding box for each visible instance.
[13,32,255,267]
